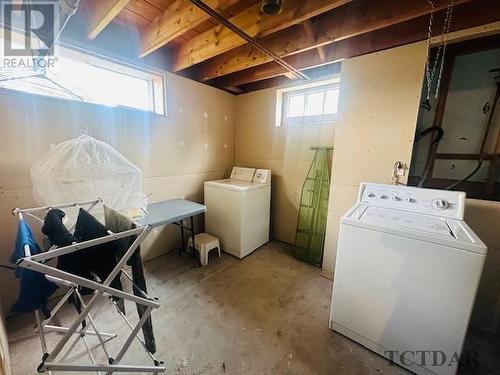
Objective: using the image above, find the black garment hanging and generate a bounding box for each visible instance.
[41,209,76,247]
[42,208,124,297]
[104,206,156,354]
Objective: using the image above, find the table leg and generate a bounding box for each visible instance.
[189,216,201,267]
[179,220,185,256]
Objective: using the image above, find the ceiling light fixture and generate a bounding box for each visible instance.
[261,0,283,15]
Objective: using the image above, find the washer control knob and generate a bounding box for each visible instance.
[367,193,375,198]
[432,199,449,210]
[379,195,388,200]
[392,196,401,201]
[407,197,415,203]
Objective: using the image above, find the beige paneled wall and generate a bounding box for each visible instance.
[0,72,235,310]
[235,87,336,244]
[234,42,427,269]
[322,42,427,273]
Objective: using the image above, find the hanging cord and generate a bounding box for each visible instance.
[445,74,500,190]
[444,162,484,190]
[424,0,455,100]
[416,126,444,144]
[417,126,445,188]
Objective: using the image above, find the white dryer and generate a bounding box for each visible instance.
[204,167,271,259]
[330,183,487,375]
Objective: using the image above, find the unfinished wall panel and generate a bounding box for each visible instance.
[322,42,427,273]
[235,88,335,244]
[0,73,235,310]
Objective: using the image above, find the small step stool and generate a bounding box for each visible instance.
[188,233,221,266]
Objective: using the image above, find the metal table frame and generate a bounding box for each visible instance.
[134,199,207,266]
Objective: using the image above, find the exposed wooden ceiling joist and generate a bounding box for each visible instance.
[302,20,326,62]
[87,0,131,39]
[191,0,472,82]
[82,0,499,95]
[216,0,499,89]
[139,0,240,57]
[171,0,352,71]
[229,0,500,93]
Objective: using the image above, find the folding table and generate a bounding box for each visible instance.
[135,199,207,265]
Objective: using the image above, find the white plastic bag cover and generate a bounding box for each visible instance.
[31,135,147,213]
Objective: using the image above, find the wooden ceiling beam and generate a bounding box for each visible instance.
[171,0,352,71]
[87,0,131,40]
[216,0,500,90]
[236,64,342,93]
[194,0,472,81]
[139,0,240,58]
[302,20,326,62]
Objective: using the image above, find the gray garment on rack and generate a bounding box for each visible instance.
[104,206,156,354]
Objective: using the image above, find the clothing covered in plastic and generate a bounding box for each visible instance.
[30,135,147,214]
[10,220,58,314]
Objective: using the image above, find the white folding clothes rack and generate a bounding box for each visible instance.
[12,199,166,374]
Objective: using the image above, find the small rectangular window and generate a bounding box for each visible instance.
[287,93,305,117]
[0,31,166,115]
[276,78,340,126]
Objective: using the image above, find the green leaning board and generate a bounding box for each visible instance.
[294,148,331,267]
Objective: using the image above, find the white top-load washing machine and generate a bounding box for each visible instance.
[204,167,271,259]
[330,183,487,375]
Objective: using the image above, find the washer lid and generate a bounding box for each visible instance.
[342,205,487,254]
[204,179,270,192]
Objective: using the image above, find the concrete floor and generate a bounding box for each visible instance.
[7,242,500,375]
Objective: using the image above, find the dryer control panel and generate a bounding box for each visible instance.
[253,169,271,184]
[358,183,466,220]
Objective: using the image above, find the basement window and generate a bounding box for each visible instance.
[276,78,340,126]
[0,32,166,115]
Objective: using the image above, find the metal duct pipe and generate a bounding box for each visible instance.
[262,0,283,15]
[190,0,308,81]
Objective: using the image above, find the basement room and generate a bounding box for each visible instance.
[0,0,499,374]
